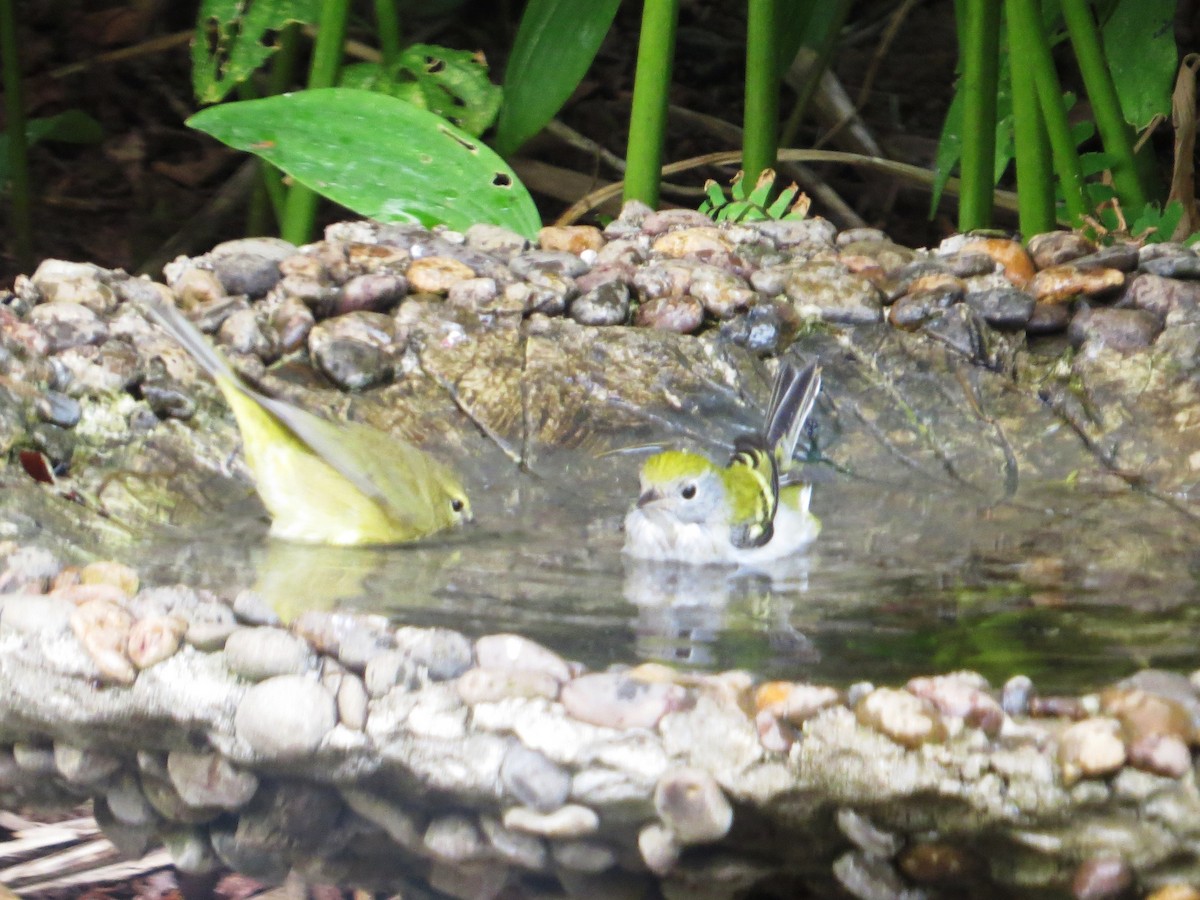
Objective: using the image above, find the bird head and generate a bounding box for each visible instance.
[437,473,473,527]
[635,450,727,524]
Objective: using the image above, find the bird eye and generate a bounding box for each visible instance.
[450,498,465,513]
[681,484,696,500]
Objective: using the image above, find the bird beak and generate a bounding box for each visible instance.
[636,488,663,508]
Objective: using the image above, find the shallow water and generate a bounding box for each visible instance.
[131,453,1200,694]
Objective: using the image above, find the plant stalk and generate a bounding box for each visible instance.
[282,0,350,244]
[957,0,1001,231]
[1060,0,1150,210]
[1007,2,1056,235]
[374,0,401,69]
[743,0,779,185]
[624,0,680,208]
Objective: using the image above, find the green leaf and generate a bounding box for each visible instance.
[339,44,501,137]
[187,88,541,237]
[1079,150,1119,177]
[1131,200,1184,242]
[1101,0,1175,129]
[494,0,620,156]
[192,0,321,104]
[0,111,104,185]
[930,87,963,215]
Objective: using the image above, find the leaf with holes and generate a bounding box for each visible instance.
[188,88,540,236]
[340,44,502,137]
[192,0,321,104]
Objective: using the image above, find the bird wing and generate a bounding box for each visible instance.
[764,360,821,470]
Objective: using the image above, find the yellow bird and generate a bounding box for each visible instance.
[144,301,472,546]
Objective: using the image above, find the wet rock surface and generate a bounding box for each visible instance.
[2,210,1200,895]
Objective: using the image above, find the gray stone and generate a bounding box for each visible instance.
[234,675,337,759]
[225,626,316,680]
[167,750,259,810]
[500,743,571,813]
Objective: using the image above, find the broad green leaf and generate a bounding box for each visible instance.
[339,44,501,137]
[187,88,540,237]
[1102,0,1175,129]
[775,0,818,76]
[0,111,103,185]
[192,0,320,104]
[1079,151,1119,177]
[495,0,620,156]
[1131,200,1184,243]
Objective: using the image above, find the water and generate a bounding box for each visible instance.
[131,455,1200,694]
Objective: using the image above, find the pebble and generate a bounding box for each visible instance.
[1058,717,1126,786]
[80,561,140,596]
[1075,244,1140,272]
[1031,265,1125,303]
[1126,732,1191,778]
[127,614,186,669]
[833,850,922,900]
[28,302,108,352]
[35,390,81,428]
[234,674,337,759]
[171,268,226,309]
[888,285,960,330]
[335,272,407,316]
[836,807,902,858]
[447,276,500,311]
[539,225,605,256]
[1026,301,1073,333]
[54,743,121,785]
[208,238,295,296]
[0,547,61,593]
[424,814,490,862]
[907,673,1004,735]
[898,842,977,883]
[510,250,591,280]
[561,672,687,730]
[1141,254,1200,279]
[686,265,756,319]
[964,287,1035,328]
[642,209,714,234]
[1002,675,1035,716]
[308,311,397,391]
[634,295,705,333]
[718,300,797,355]
[500,743,572,813]
[465,223,530,259]
[224,626,316,680]
[184,600,238,651]
[105,773,156,825]
[1071,857,1132,900]
[480,816,547,870]
[958,237,1035,288]
[1027,232,1096,269]
[551,839,615,873]
[456,667,561,704]
[785,264,883,324]
[1068,307,1162,352]
[754,681,841,724]
[407,256,475,294]
[12,743,56,773]
[503,804,599,838]
[336,672,368,730]
[750,216,837,247]
[167,750,259,810]
[475,633,572,683]
[1121,274,1200,325]
[70,598,136,685]
[653,767,733,845]
[855,687,947,748]
[638,822,680,875]
[570,281,631,326]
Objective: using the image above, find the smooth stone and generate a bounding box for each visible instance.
[224,626,316,680]
[0,546,61,592]
[70,598,136,685]
[879,259,954,302]
[964,287,1036,328]
[839,237,917,271]
[503,804,599,838]
[208,238,295,296]
[185,601,238,651]
[1058,717,1126,786]
[634,295,705,333]
[13,742,60,774]
[946,251,999,278]
[171,267,226,308]
[230,589,280,626]
[638,822,680,875]
[234,674,337,760]
[1072,857,1133,900]
[754,682,841,724]
[855,687,947,748]
[687,264,756,319]
[575,261,635,294]
[186,295,251,333]
[1141,254,1200,279]
[501,743,571,813]
[105,773,157,826]
[641,209,714,234]
[718,299,798,356]
[54,743,121,785]
[1027,231,1096,269]
[833,850,919,900]
[474,633,572,683]
[898,842,978,884]
[424,814,490,862]
[447,277,500,310]
[364,649,418,697]
[653,767,733,844]
[267,296,315,353]
[336,672,369,731]
[93,799,157,859]
[551,839,615,873]
[1126,732,1191,778]
[561,672,686,730]
[1074,244,1139,272]
[1026,301,1073,333]
[0,593,73,632]
[785,263,883,324]
[456,667,561,704]
[1120,274,1200,326]
[293,609,391,658]
[337,272,407,315]
[836,808,902,858]
[308,310,397,391]
[127,614,187,669]
[888,286,959,330]
[386,625,471,681]
[510,249,591,279]
[479,816,548,870]
[465,223,530,259]
[539,225,604,256]
[406,256,475,293]
[1002,675,1035,716]
[1031,264,1125,303]
[958,237,1035,288]
[570,281,630,326]
[749,217,837,247]
[1068,307,1162,352]
[907,673,1003,735]
[167,750,259,810]
[506,281,569,316]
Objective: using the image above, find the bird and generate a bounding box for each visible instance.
[143,300,472,546]
[623,360,822,565]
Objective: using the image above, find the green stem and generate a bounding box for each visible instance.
[374,0,401,69]
[281,1,350,244]
[778,0,852,147]
[743,0,779,185]
[1060,0,1151,210]
[957,0,1001,231]
[624,0,679,208]
[0,0,33,271]
[1006,0,1088,225]
[1007,4,1056,235]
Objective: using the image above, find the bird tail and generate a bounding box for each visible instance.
[764,360,821,470]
